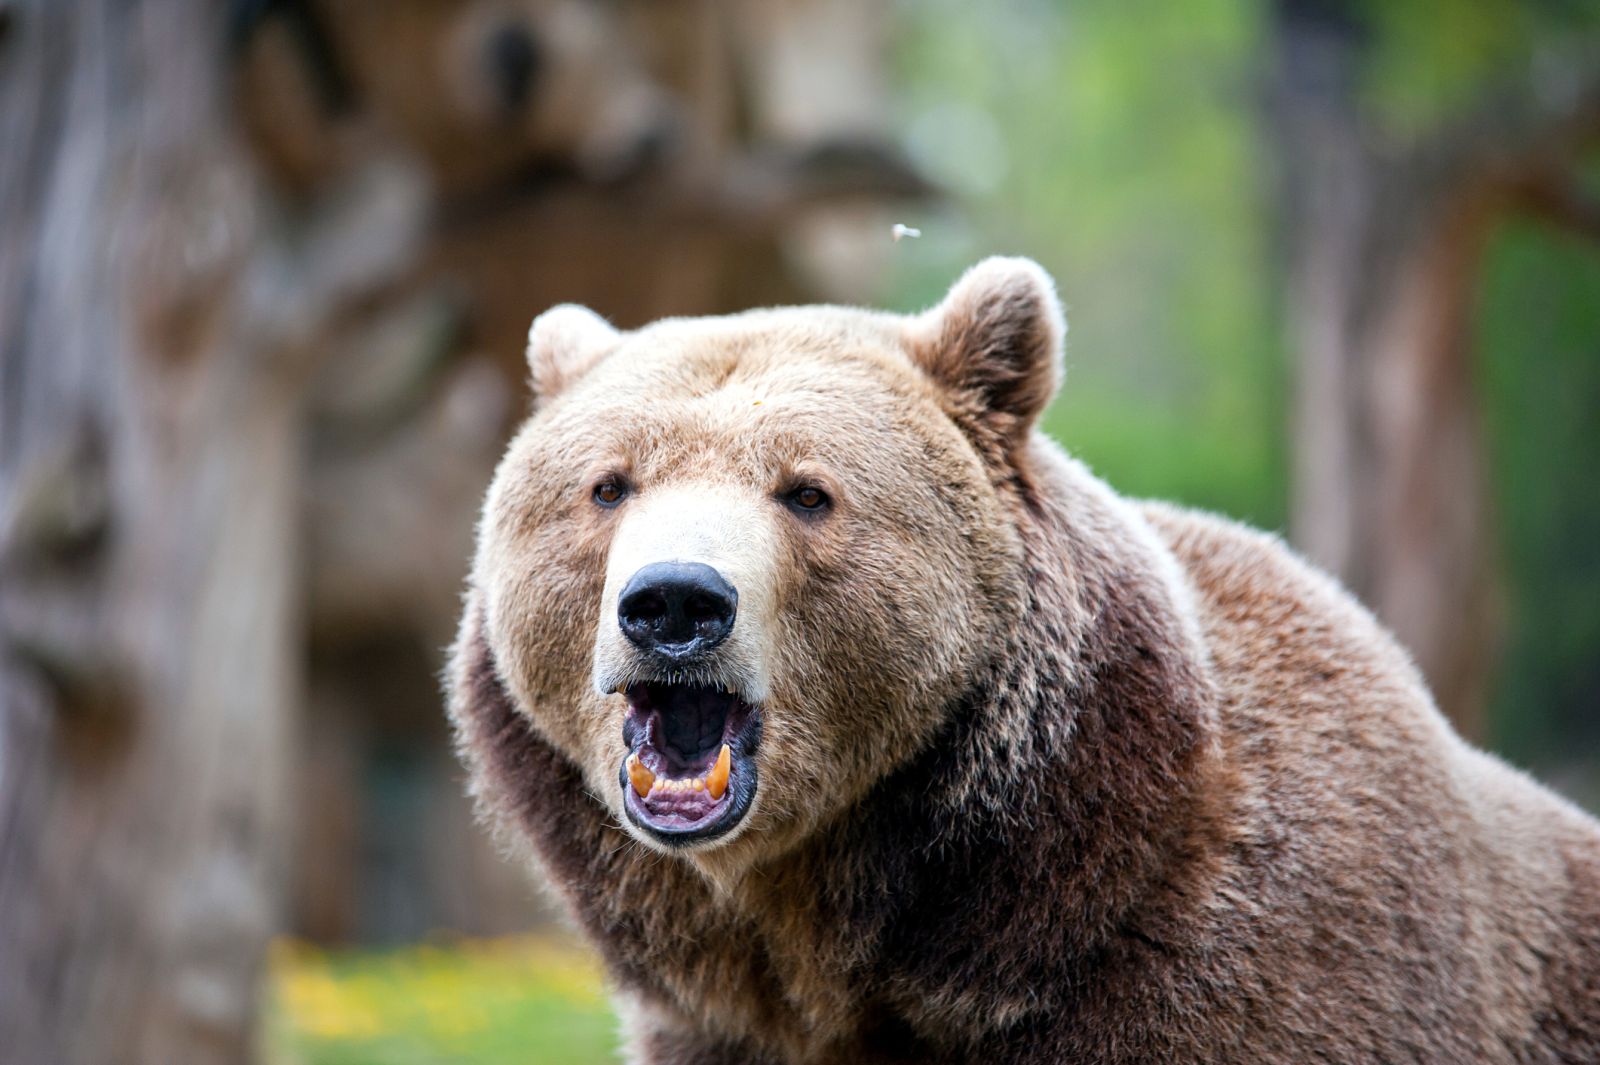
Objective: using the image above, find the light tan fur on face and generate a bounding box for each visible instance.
[591,482,780,706]
[474,272,1039,875]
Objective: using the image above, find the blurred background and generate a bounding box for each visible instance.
[1,1,1597,1062]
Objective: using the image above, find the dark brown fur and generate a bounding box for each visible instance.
[449,260,1600,1064]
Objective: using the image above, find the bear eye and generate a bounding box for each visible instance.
[593,479,627,508]
[784,484,830,515]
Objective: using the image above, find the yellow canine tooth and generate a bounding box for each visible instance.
[707,744,731,801]
[626,754,655,798]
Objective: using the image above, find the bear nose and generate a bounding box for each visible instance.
[617,562,738,658]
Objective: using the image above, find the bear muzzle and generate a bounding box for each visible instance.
[615,679,762,847]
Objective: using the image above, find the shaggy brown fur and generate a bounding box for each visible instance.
[448,258,1600,1064]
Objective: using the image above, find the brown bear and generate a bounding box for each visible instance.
[447,257,1600,1064]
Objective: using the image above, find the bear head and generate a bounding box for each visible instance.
[469,257,1066,878]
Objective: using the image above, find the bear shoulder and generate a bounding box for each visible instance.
[1133,498,1600,1060]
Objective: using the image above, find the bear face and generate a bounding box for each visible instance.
[473,259,1064,874]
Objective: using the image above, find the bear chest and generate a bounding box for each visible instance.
[600,858,942,1062]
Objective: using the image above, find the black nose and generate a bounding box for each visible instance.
[617,562,738,658]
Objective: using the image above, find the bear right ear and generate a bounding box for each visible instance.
[907,256,1066,459]
[526,304,621,406]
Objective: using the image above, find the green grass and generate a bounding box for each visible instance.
[263,935,620,1065]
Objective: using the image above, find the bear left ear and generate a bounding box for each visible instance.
[907,256,1066,456]
[526,304,621,407]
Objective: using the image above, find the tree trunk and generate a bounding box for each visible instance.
[0,2,416,1059]
[1358,197,1501,738]
[1272,1,1600,737]
[1271,1,1513,737]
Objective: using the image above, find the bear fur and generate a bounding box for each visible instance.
[447,257,1600,1064]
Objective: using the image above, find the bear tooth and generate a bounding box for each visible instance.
[626,754,655,798]
[707,744,731,801]
[692,778,704,791]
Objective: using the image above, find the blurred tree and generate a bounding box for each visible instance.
[1268,0,1600,736]
[0,1,423,1060]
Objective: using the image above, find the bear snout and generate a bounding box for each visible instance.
[617,561,738,662]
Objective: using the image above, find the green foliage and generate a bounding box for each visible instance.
[1476,212,1600,764]
[887,0,1286,528]
[264,937,619,1065]
[1356,0,1600,135]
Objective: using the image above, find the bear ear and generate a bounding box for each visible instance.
[526,304,621,406]
[907,256,1066,456]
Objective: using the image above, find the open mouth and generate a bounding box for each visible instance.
[618,682,761,846]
